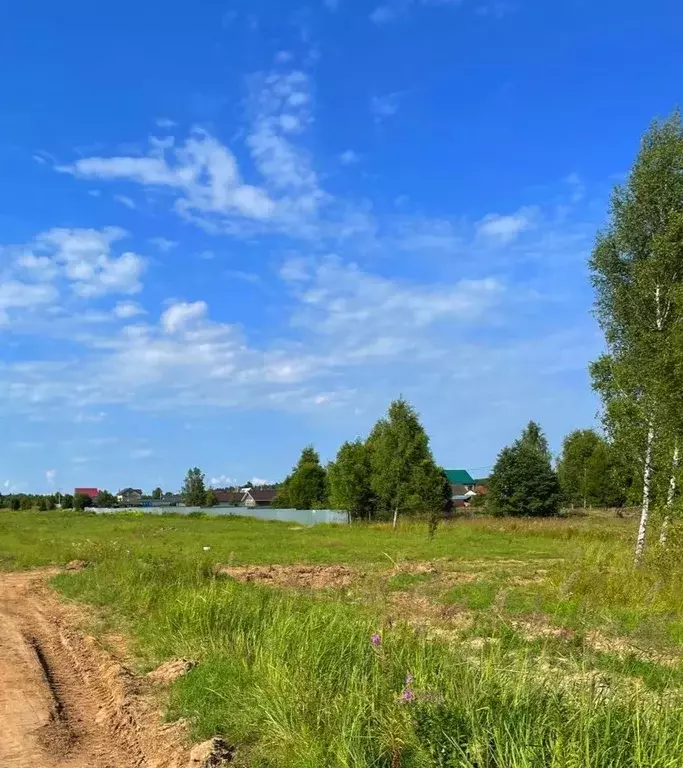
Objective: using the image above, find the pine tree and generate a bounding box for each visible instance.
[273,446,328,510]
[182,467,206,507]
[488,423,561,517]
[519,420,551,460]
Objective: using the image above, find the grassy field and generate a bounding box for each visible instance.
[3,509,683,766]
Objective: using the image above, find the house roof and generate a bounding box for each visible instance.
[245,488,277,502]
[117,487,142,496]
[74,487,99,498]
[450,483,469,496]
[214,490,244,504]
[444,469,474,485]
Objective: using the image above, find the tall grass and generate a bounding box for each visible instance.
[54,555,683,767]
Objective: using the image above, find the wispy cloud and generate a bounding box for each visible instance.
[476,206,539,243]
[130,448,153,459]
[372,92,402,124]
[148,237,178,252]
[114,301,145,319]
[339,149,360,165]
[114,194,137,209]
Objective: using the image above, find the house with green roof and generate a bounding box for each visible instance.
[444,469,474,487]
[444,469,476,505]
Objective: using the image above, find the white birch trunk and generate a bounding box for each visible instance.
[659,441,679,546]
[392,508,399,530]
[635,422,655,566]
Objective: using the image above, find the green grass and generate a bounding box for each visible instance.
[0,509,633,571]
[5,509,683,766]
[52,555,683,767]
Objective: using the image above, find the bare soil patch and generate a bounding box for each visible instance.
[148,659,198,685]
[214,563,358,589]
[0,570,200,768]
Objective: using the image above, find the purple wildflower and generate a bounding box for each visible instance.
[370,633,382,646]
[405,672,414,685]
[399,688,415,703]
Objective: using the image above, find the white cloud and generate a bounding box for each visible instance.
[372,93,402,123]
[0,282,58,324]
[114,194,137,209]
[275,51,293,64]
[35,228,145,297]
[58,130,276,224]
[114,301,145,319]
[339,150,359,165]
[284,255,502,329]
[225,270,262,285]
[370,4,401,22]
[156,117,177,129]
[58,89,326,236]
[148,237,178,252]
[45,469,57,486]
[565,172,585,204]
[161,301,208,333]
[210,474,237,487]
[324,0,339,8]
[250,476,272,486]
[476,207,538,243]
[0,228,146,329]
[130,448,153,459]
[371,0,463,23]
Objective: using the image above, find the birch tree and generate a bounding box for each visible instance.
[590,112,683,563]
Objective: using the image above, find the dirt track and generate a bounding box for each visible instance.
[0,570,189,768]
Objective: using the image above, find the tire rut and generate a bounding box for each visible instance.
[0,569,190,768]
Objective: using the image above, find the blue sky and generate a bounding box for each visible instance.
[1,0,681,494]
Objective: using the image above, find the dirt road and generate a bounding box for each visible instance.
[0,569,188,768]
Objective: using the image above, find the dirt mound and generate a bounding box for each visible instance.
[148,659,198,685]
[0,569,191,767]
[64,559,90,571]
[214,563,357,589]
[187,737,234,767]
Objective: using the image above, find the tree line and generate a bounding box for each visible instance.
[273,398,452,526]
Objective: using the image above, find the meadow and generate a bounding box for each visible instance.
[3,509,683,767]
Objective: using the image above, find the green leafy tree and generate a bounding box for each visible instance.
[328,440,375,520]
[45,495,56,511]
[367,398,450,528]
[182,467,206,507]
[590,112,683,561]
[152,487,163,500]
[558,429,629,509]
[274,446,328,510]
[61,494,74,509]
[37,496,48,511]
[488,424,561,517]
[10,496,20,510]
[73,493,93,511]
[205,489,219,507]
[96,490,117,508]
